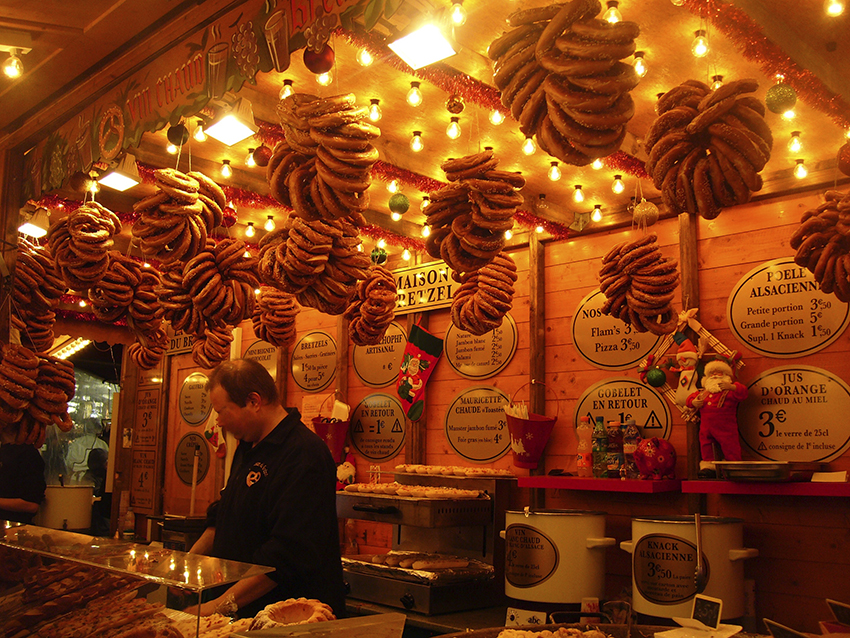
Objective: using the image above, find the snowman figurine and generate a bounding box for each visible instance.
[671,338,702,407]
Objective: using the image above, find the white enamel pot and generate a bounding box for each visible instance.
[35,485,93,531]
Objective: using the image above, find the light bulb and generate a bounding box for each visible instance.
[279,79,294,99]
[671,0,685,4]
[522,136,537,155]
[846,128,850,140]
[490,109,505,125]
[316,71,332,86]
[794,159,808,179]
[89,181,99,194]
[79,299,87,307]
[391,211,402,222]
[783,109,796,120]
[450,0,467,26]
[603,1,622,23]
[357,48,374,66]
[246,148,257,167]
[547,162,561,181]
[633,51,647,78]
[143,262,151,268]
[402,248,412,261]
[612,174,625,194]
[591,205,603,222]
[446,116,462,140]
[264,216,275,231]
[3,50,22,79]
[243,250,251,258]
[377,239,386,249]
[245,222,255,237]
[410,131,424,152]
[220,159,233,178]
[422,225,431,237]
[573,185,585,203]
[193,121,207,142]
[387,179,400,193]
[591,158,604,170]
[368,99,382,122]
[711,75,724,90]
[535,225,544,234]
[407,81,423,107]
[504,229,513,240]
[166,143,178,155]
[692,30,709,58]
[788,131,803,153]
[421,196,431,211]
[825,0,845,16]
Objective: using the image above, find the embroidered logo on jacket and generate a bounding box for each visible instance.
[246,462,269,487]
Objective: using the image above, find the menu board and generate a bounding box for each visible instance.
[352,322,407,387]
[633,533,699,605]
[727,258,850,358]
[572,290,662,370]
[130,449,157,510]
[574,378,672,440]
[244,339,278,378]
[350,393,406,461]
[179,372,210,426]
[738,365,850,463]
[133,388,160,447]
[445,314,518,380]
[174,432,211,486]
[290,331,336,392]
[444,386,511,463]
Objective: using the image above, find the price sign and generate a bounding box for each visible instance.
[574,378,672,440]
[572,290,662,370]
[130,448,156,510]
[633,533,699,604]
[179,373,210,426]
[291,331,336,392]
[446,314,518,380]
[175,432,211,486]
[352,322,408,387]
[133,388,160,447]
[350,393,406,461]
[445,386,511,463]
[738,365,850,462]
[728,258,850,358]
[244,339,278,378]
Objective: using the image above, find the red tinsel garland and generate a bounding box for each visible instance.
[514,210,572,240]
[604,152,650,180]
[684,0,850,130]
[360,223,426,252]
[372,161,446,194]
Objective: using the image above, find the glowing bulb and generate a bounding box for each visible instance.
[522,136,537,155]
[391,211,402,222]
[535,225,544,234]
[548,162,561,181]
[490,109,505,125]
[504,229,513,240]
[279,79,294,99]
[603,1,622,23]
[788,131,803,153]
[591,158,604,170]
[783,109,796,120]
[220,159,232,178]
[316,71,332,86]
[450,0,467,26]
[357,49,374,66]
[422,225,431,237]
[591,204,603,222]
[846,128,850,140]
[633,51,647,78]
[368,99,382,122]
[711,75,724,90]
[825,0,845,16]
[143,262,151,268]
[612,174,625,194]
[794,159,808,179]
[89,181,99,194]
[246,148,256,167]
[377,239,386,249]
[264,216,275,231]
[79,299,87,307]
[245,222,255,237]
[573,185,585,203]
[402,249,412,261]
[243,250,250,258]
[421,196,430,211]
[407,81,423,107]
[446,117,462,140]
[691,30,709,58]
[3,50,23,79]
[387,179,400,193]
[193,121,207,142]
[166,143,178,154]
[410,131,424,152]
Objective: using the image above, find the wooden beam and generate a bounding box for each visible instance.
[678,212,700,485]
[404,311,426,465]
[527,232,546,509]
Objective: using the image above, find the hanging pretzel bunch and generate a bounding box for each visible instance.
[451,252,518,336]
[344,264,398,346]
[252,286,301,348]
[12,237,66,353]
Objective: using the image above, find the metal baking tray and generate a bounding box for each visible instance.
[336,492,492,527]
[714,461,827,482]
[342,553,494,585]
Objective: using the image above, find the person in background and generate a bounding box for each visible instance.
[66,417,108,481]
[0,429,47,524]
[184,359,345,619]
[84,448,111,536]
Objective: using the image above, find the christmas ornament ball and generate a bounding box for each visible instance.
[646,367,667,388]
[371,247,388,264]
[69,171,94,193]
[303,44,335,73]
[633,199,660,227]
[252,145,272,167]
[222,206,238,228]
[765,83,797,114]
[445,94,465,114]
[838,142,850,177]
[389,193,410,214]
[166,124,190,146]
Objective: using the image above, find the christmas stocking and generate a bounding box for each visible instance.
[396,323,443,421]
[203,412,227,458]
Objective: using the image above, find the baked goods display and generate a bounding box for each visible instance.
[498,628,609,638]
[791,189,850,301]
[369,552,470,570]
[12,237,66,353]
[451,251,518,336]
[252,285,301,348]
[395,464,514,477]
[598,232,679,335]
[250,597,335,630]
[156,261,204,336]
[0,343,38,439]
[187,170,227,234]
[343,263,397,345]
[488,0,640,165]
[644,78,772,219]
[342,482,484,498]
[192,322,235,369]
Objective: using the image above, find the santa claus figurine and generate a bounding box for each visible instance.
[686,359,748,477]
[671,338,700,406]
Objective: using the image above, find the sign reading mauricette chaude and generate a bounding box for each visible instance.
[445,386,511,463]
[393,262,456,314]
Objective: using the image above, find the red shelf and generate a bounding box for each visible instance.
[682,480,850,496]
[517,476,681,493]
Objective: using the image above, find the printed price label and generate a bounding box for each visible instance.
[179,373,209,426]
[352,322,407,388]
[291,331,337,392]
[350,393,406,461]
[446,314,518,380]
[445,386,511,462]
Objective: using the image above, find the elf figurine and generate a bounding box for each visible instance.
[670,338,701,407]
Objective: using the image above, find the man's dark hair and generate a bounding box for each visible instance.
[207,359,279,407]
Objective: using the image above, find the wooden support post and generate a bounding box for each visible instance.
[336,314,349,402]
[404,312,426,465]
[528,234,546,509]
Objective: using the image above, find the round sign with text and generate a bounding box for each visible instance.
[350,393,406,461]
[633,534,700,605]
[445,386,511,463]
[179,372,210,426]
[175,432,210,486]
[290,331,336,392]
[352,322,408,387]
[572,290,662,370]
[738,365,850,462]
[574,378,672,440]
[446,314,518,380]
[727,258,850,358]
[504,524,559,588]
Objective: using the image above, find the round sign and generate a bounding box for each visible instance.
[446,314,518,380]
[727,258,850,358]
[179,372,210,426]
[504,524,559,588]
[572,290,662,370]
[633,533,701,605]
[350,393,406,461]
[445,386,511,463]
[244,339,277,377]
[574,378,672,440]
[291,331,336,392]
[352,322,408,388]
[738,365,850,463]
[175,432,210,486]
